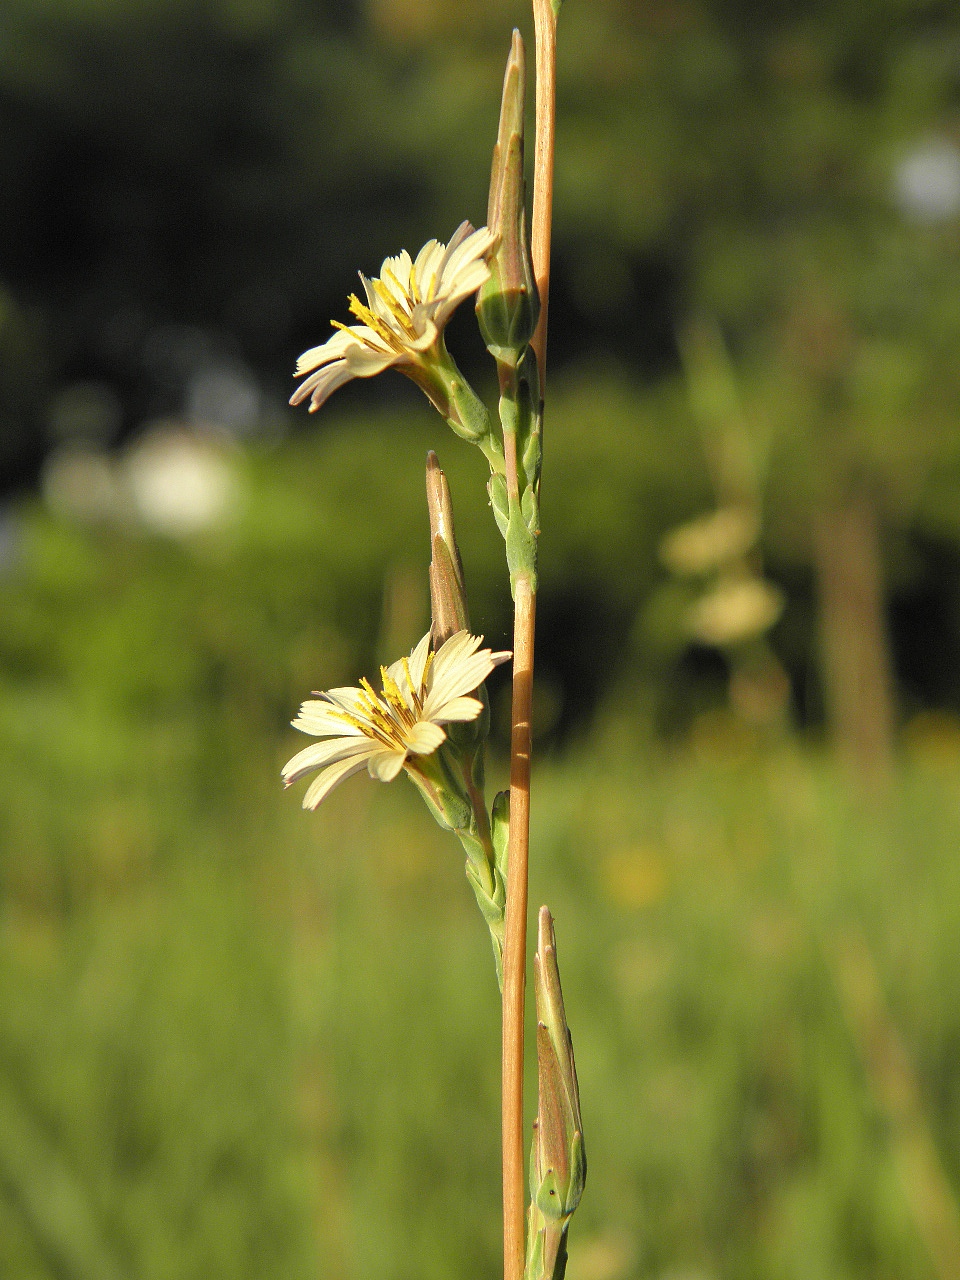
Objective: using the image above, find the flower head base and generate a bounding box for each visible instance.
[290,222,496,416]
[282,630,511,810]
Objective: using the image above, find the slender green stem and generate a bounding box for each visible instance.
[465,773,496,880]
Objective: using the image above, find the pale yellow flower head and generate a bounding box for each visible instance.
[290,222,496,413]
[282,630,511,809]
[660,507,759,577]
[689,576,784,647]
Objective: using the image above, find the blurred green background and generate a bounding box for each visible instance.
[4,0,960,1277]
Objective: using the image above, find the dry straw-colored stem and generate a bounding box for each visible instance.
[502,574,536,1280]
[530,0,557,384]
[502,4,557,1280]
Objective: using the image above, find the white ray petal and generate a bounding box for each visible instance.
[436,221,474,279]
[292,702,364,737]
[433,265,493,327]
[414,238,442,276]
[405,318,439,351]
[282,735,376,785]
[289,361,357,410]
[431,695,484,723]
[407,632,432,690]
[414,240,446,296]
[378,253,413,305]
[343,345,400,377]
[294,329,360,374]
[426,631,482,691]
[406,721,447,754]
[367,748,407,782]
[301,754,373,809]
[383,633,429,703]
[323,687,367,711]
[383,660,412,702]
[424,647,510,717]
[359,273,380,311]
[441,228,494,285]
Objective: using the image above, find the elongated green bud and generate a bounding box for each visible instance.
[476,30,539,365]
[424,451,492,752]
[426,451,469,645]
[532,907,585,1218]
[526,907,586,1280]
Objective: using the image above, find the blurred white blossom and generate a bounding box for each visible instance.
[894,139,960,224]
[660,507,759,577]
[122,424,238,537]
[689,576,783,647]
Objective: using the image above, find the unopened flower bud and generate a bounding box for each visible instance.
[426,451,470,646]
[476,30,539,364]
[531,907,586,1223]
[526,907,586,1280]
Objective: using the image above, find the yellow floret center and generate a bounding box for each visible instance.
[328,262,443,356]
[325,652,435,755]
[348,279,421,351]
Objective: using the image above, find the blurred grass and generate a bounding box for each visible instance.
[2,413,960,1279]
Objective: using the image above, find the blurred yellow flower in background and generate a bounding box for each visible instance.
[600,846,668,910]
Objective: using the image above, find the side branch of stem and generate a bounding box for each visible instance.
[530,0,557,382]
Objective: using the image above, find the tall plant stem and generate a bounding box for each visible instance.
[503,574,535,1280]
[502,5,557,1280]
